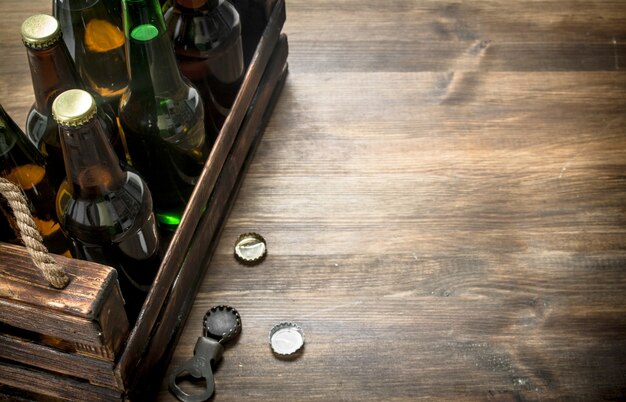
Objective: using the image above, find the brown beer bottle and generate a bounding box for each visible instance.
[53,0,129,112]
[0,104,74,257]
[21,14,125,188]
[165,0,244,135]
[119,0,209,231]
[53,89,161,321]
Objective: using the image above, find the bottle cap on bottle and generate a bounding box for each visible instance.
[52,89,97,127]
[21,14,62,49]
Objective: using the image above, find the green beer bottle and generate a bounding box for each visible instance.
[118,0,209,230]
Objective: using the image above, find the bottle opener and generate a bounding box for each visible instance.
[169,305,242,402]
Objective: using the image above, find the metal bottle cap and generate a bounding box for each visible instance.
[234,233,267,264]
[269,322,305,356]
[21,14,62,49]
[203,305,242,343]
[52,89,97,127]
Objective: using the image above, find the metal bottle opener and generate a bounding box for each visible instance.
[169,306,242,402]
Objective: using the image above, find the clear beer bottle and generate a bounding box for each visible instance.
[0,104,74,257]
[21,13,125,188]
[53,89,160,321]
[165,0,244,137]
[53,0,129,113]
[118,0,209,231]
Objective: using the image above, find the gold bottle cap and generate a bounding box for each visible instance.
[52,89,97,127]
[269,322,305,357]
[234,233,267,264]
[21,14,62,49]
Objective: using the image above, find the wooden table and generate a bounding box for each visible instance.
[2,1,626,400]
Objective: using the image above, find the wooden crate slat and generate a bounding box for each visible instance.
[0,333,122,390]
[0,361,123,402]
[0,298,124,361]
[0,243,116,318]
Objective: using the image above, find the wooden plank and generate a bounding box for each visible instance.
[288,41,626,72]
[0,299,118,361]
[0,243,117,319]
[285,0,626,73]
[0,333,121,390]
[126,35,289,400]
[285,0,626,43]
[0,361,122,402]
[163,295,626,401]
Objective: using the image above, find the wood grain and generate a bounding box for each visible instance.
[1,0,626,400]
[158,0,626,401]
[0,361,122,401]
[0,243,129,359]
[0,333,121,389]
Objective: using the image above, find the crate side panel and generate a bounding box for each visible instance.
[0,299,115,360]
[0,360,123,401]
[0,333,123,390]
[0,243,118,319]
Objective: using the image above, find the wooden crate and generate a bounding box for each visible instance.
[0,0,288,399]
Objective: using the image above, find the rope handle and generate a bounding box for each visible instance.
[0,177,69,289]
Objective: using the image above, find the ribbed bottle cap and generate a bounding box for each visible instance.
[21,14,62,49]
[52,89,97,127]
[269,322,305,356]
[234,233,267,264]
[203,305,242,343]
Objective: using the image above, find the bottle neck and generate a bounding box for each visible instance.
[123,0,186,93]
[59,117,126,199]
[26,42,83,113]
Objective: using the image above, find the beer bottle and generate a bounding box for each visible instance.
[53,89,160,321]
[21,14,125,188]
[160,0,172,13]
[165,0,244,135]
[118,0,209,230]
[0,202,20,244]
[0,104,74,257]
[53,0,129,112]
